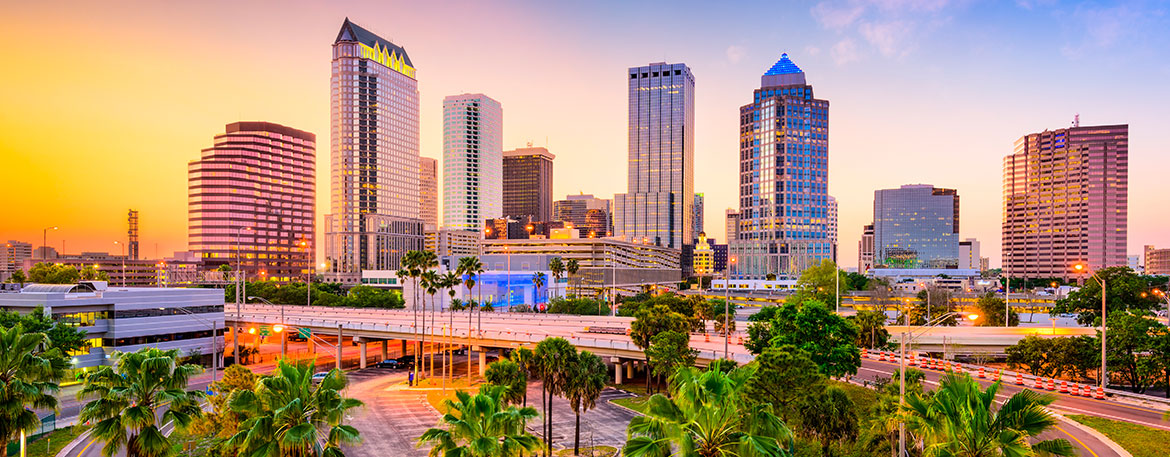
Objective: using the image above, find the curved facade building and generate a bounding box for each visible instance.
[187,121,316,282]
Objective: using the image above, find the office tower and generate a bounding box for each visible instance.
[502,146,555,222]
[614,62,696,251]
[828,196,838,264]
[980,257,990,272]
[713,243,728,273]
[730,53,832,279]
[725,209,739,244]
[127,209,139,260]
[959,238,981,270]
[692,193,705,243]
[693,232,714,275]
[1145,246,1170,275]
[419,157,438,230]
[553,194,612,238]
[1003,124,1128,279]
[425,228,480,258]
[859,224,874,274]
[325,19,423,282]
[2,240,32,278]
[873,184,959,269]
[188,121,316,282]
[443,93,503,230]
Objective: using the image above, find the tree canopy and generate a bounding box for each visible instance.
[1051,266,1162,326]
[28,262,80,284]
[745,299,861,377]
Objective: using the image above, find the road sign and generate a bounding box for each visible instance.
[298,328,311,338]
[259,325,270,337]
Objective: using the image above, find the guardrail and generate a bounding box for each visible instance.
[861,348,1170,407]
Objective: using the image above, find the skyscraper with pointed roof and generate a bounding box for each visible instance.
[730,53,832,279]
[324,19,423,283]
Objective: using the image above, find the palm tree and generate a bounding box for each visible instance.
[548,257,564,301]
[565,351,607,455]
[624,361,795,457]
[79,347,205,457]
[457,256,484,379]
[565,259,579,297]
[509,347,536,407]
[535,337,577,456]
[905,372,1075,457]
[0,325,66,448]
[417,385,540,457]
[227,361,362,457]
[421,269,440,378]
[531,272,546,310]
[442,271,462,386]
[485,359,527,406]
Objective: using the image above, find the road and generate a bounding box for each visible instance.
[857,358,1160,457]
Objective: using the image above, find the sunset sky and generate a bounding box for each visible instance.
[2,0,1168,268]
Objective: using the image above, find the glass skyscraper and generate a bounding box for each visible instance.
[614,62,695,252]
[443,93,503,231]
[872,184,960,269]
[502,146,555,223]
[325,19,423,283]
[730,53,832,279]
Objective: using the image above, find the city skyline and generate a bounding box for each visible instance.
[3,1,1169,269]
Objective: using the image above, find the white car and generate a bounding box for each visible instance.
[311,371,330,383]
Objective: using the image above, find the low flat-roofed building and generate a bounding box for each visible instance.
[425,228,480,258]
[0,281,225,368]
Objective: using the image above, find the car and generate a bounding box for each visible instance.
[374,358,399,369]
[311,371,330,383]
[396,355,416,370]
[452,347,467,356]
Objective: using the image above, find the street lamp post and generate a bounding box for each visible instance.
[899,311,979,457]
[42,226,58,259]
[113,241,125,287]
[724,257,736,360]
[169,306,221,382]
[249,296,286,358]
[1075,263,1107,388]
[300,240,312,309]
[233,226,252,367]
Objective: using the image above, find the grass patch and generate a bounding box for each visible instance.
[611,396,651,415]
[554,445,618,456]
[830,380,879,422]
[1067,414,1170,457]
[15,425,88,457]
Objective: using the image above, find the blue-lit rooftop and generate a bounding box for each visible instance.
[764,53,802,76]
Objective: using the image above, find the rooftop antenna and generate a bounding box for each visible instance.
[1073,113,1080,128]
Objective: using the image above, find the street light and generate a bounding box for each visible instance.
[166,306,221,382]
[233,226,253,366]
[724,257,737,360]
[1152,289,1169,326]
[1074,263,1108,389]
[299,240,312,308]
[899,311,979,457]
[113,241,125,287]
[250,296,286,358]
[42,226,58,259]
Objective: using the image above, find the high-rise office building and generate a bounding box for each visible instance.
[188,121,316,282]
[873,184,960,269]
[127,209,139,260]
[828,196,838,264]
[730,53,832,279]
[420,157,438,230]
[859,224,874,274]
[959,238,981,270]
[325,19,423,282]
[443,93,503,231]
[2,240,32,279]
[553,194,611,238]
[725,209,739,245]
[693,232,714,275]
[692,193,705,243]
[503,146,554,222]
[613,62,695,252]
[1003,124,1128,279]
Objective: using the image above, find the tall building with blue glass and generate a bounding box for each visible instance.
[873,184,960,269]
[730,53,832,279]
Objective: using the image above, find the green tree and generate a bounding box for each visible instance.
[797,385,857,456]
[624,361,795,457]
[534,337,577,455]
[973,292,1019,327]
[226,361,362,457]
[903,287,956,326]
[0,306,89,355]
[28,262,80,284]
[646,331,698,390]
[531,271,546,304]
[216,264,232,282]
[417,385,540,457]
[484,359,527,406]
[749,299,861,377]
[80,265,100,280]
[1150,329,1170,398]
[1005,336,1057,378]
[795,259,847,304]
[849,309,890,349]
[1050,336,1100,383]
[744,345,825,421]
[905,372,1075,457]
[1052,267,1162,326]
[0,325,66,446]
[79,347,205,457]
[8,269,28,285]
[630,304,691,393]
[565,259,580,297]
[549,257,564,300]
[844,272,869,291]
[565,351,607,455]
[864,368,925,457]
[744,305,782,355]
[188,364,256,446]
[1105,312,1161,393]
[711,300,738,336]
[509,347,536,407]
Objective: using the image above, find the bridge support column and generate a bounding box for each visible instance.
[478,350,486,377]
[401,339,408,356]
[336,325,343,370]
[359,342,368,369]
[626,360,634,379]
[381,340,388,361]
[612,358,623,384]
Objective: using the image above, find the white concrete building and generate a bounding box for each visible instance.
[443,93,503,230]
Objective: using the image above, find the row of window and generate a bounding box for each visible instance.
[103,329,219,348]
